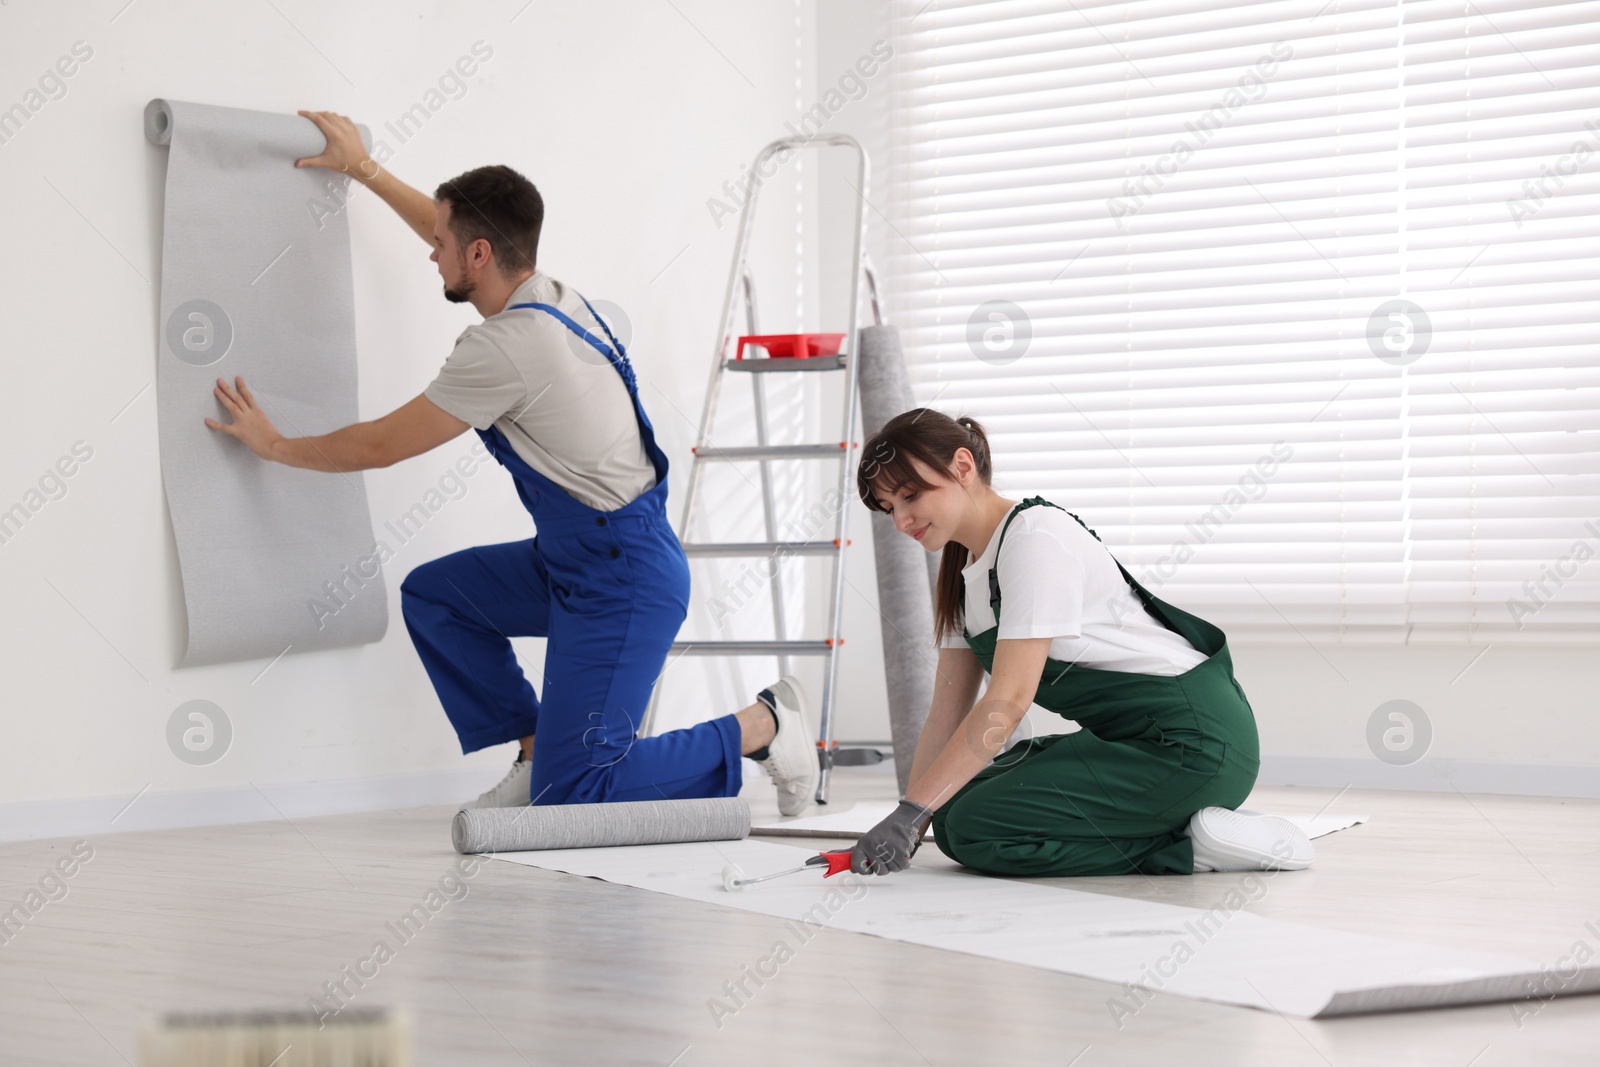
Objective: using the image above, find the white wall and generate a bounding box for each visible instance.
[0,0,863,837]
[2,1,1587,844]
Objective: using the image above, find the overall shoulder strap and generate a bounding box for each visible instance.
[505,301,613,359]
[987,495,1060,617]
[1063,508,1102,543]
[505,297,638,392]
[577,295,628,360]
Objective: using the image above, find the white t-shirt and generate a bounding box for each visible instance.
[939,501,1209,677]
[424,271,657,512]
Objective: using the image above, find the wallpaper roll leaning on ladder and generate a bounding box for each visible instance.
[856,315,934,795]
[145,99,387,666]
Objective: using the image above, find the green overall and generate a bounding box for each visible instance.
[929,497,1261,877]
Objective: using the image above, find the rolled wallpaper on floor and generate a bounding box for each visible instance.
[146,99,387,667]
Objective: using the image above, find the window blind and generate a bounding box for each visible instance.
[885,0,1600,643]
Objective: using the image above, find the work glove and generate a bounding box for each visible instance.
[851,799,934,876]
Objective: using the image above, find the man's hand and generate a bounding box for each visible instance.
[296,110,378,183]
[207,390,469,473]
[296,108,435,244]
[851,800,934,876]
[205,376,283,461]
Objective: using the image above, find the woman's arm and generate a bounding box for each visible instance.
[901,645,986,798]
[902,636,1052,813]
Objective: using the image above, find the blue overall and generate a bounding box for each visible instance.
[399,297,744,805]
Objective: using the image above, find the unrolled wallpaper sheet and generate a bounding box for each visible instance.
[751,801,1369,840]
[494,838,1600,1018]
[146,99,387,666]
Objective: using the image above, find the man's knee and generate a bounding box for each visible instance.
[399,559,450,610]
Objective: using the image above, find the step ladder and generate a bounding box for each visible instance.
[640,134,876,806]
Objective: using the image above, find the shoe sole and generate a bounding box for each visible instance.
[1189,807,1314,871]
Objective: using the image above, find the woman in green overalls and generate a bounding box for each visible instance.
[848,409,1315,879]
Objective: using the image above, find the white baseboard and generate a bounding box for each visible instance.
[0,767,494,845]
[1256,755,1600,799]
[1,755,1592,846]
[860,737,1600,800]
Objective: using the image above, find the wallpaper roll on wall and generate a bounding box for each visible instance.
[453,798,752,854]
[146,99,387,667]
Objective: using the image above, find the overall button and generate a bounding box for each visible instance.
[596,517,607,526]
[610,547,620,559]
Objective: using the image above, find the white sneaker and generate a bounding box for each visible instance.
[1186,807,1314,872]
[466,755,532,808]
[753,676,818,817]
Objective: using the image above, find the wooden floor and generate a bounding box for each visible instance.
[1,765,1597,1066]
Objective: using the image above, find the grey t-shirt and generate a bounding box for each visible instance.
[424,271,656,512]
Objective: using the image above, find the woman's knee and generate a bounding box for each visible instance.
[934,796,1147,878]
[934,820,1057,877]
[931,795,995,870]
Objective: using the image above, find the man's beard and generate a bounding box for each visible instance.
[443,270,474,304]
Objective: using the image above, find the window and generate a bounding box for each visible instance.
[886,0,1600,642]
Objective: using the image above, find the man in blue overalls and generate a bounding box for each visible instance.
[203,111,819,815]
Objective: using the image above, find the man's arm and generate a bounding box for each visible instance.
[206,377,470,471]
[296,110,435,245]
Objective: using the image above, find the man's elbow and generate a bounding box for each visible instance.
[363,435,401,470]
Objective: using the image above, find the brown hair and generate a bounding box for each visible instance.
[435,164,544,275]
[857,409,993,643]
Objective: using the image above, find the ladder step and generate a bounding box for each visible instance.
[825,747,888,768]
[726,354,846,373]
[669,640,840,656]
[692,443,852,461]
[682,540,846,557]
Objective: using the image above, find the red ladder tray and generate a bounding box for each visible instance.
[734,332,846,360]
